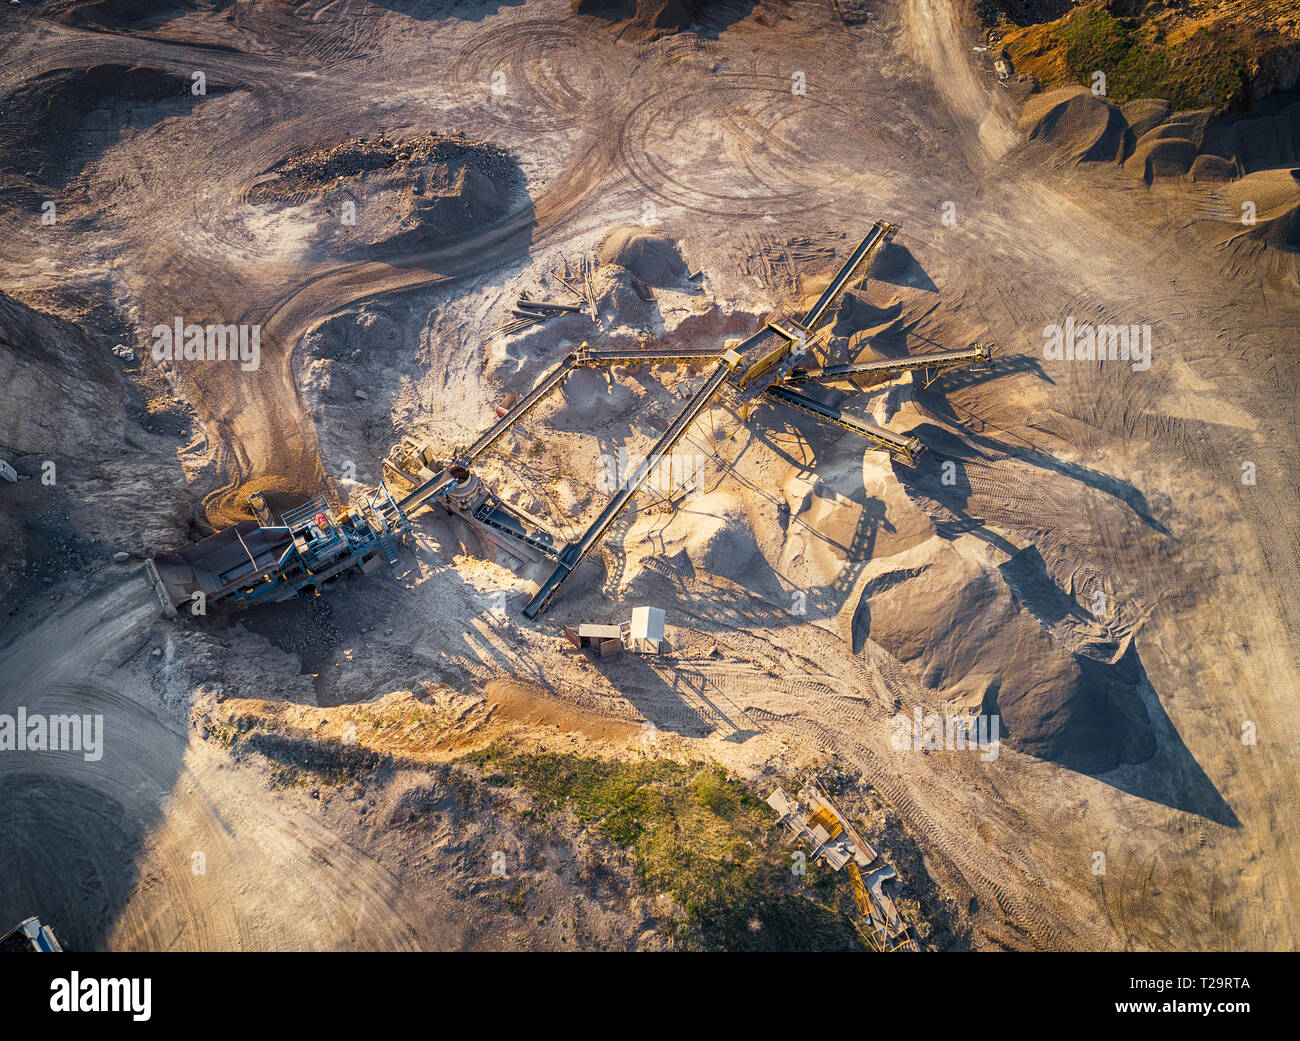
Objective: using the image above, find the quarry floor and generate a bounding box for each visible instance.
[1,0,1298,951]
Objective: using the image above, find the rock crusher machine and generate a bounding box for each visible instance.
[146,484,410,617]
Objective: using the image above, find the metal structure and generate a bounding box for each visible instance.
[374,220,996,619]
[146,483,410,617]
[767,780,919,952]
[786,341,992,389]
[0,916,63,952]
[148,219,994,622]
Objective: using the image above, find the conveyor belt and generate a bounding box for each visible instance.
[394,470,457,514]
[456,349,581,466]
[784,343,992,385]
[766,384,923,465]
[473,497,562,562]
[576,346,727,367]
[523,360,732,618]
[801,220,896,330]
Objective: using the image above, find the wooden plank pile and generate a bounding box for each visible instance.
[495,255,598,336]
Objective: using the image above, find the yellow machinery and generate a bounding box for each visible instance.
[846,861,872,917]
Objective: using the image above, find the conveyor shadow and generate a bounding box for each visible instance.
[596,652,759,741]
[907,420,1171,537]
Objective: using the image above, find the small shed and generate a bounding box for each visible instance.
[628,606,665,653]
[564,622,624,657]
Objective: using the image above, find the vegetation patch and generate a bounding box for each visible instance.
[461,744,866,951]
[1004,4,1250,110]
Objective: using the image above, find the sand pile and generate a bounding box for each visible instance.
[597,226,690,287]
[830,292,903,337]
[1022,85,1300,195]
[1212,169,1300,265]
[571,0,706,35]
[853,537,1156,773]
[247,132,521,257]
[1018,86,1132,166]
[1189,154,1239,182]
[0,291,124,455]
[591,265,657,322]
[1201,94,1300,172]
[0,291,192,593]
[1247,200,1300,253]
[48,0,213,27]
[1125,134,1200,185]
[0,63,212,199]
[1121,98,1172,138]
[1219,168,1300,215]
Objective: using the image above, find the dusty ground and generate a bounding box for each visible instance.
[2,0,1298,951]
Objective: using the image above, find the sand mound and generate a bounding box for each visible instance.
[1218,168,1300,217]
[1019,86,1131,165]
[571,0,733,36]
[1202,96,1300,173]
[1148,109,1214,148]
[854,539,1156,773]
[1246,200,1300,254]
[247,132,520,257]
[632,490,789,602]
[1135,123,1195,146]
[0,291,142,590]
[0,291,124,455]
[1189,154,1239,182]
[1125,136,1199,184]
[830,292,903,336]
[591,264,656,319]
[53,0,213,27]
[597,226,690,287]
[0,63,218,197]
[1121,98,1172,138]
[865,240,936,292]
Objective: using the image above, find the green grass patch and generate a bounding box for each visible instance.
[1016,4,1249,110]
[462,745,865,951]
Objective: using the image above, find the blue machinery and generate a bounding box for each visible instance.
[149,221,994,620]
[147,484,411,617]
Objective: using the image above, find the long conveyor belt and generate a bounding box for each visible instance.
[766,384,924,466]
[800,220,896,330]
[456,350,581,466]
[576,346,726,367]
[784,343,992,385]
[522,359,733,618]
